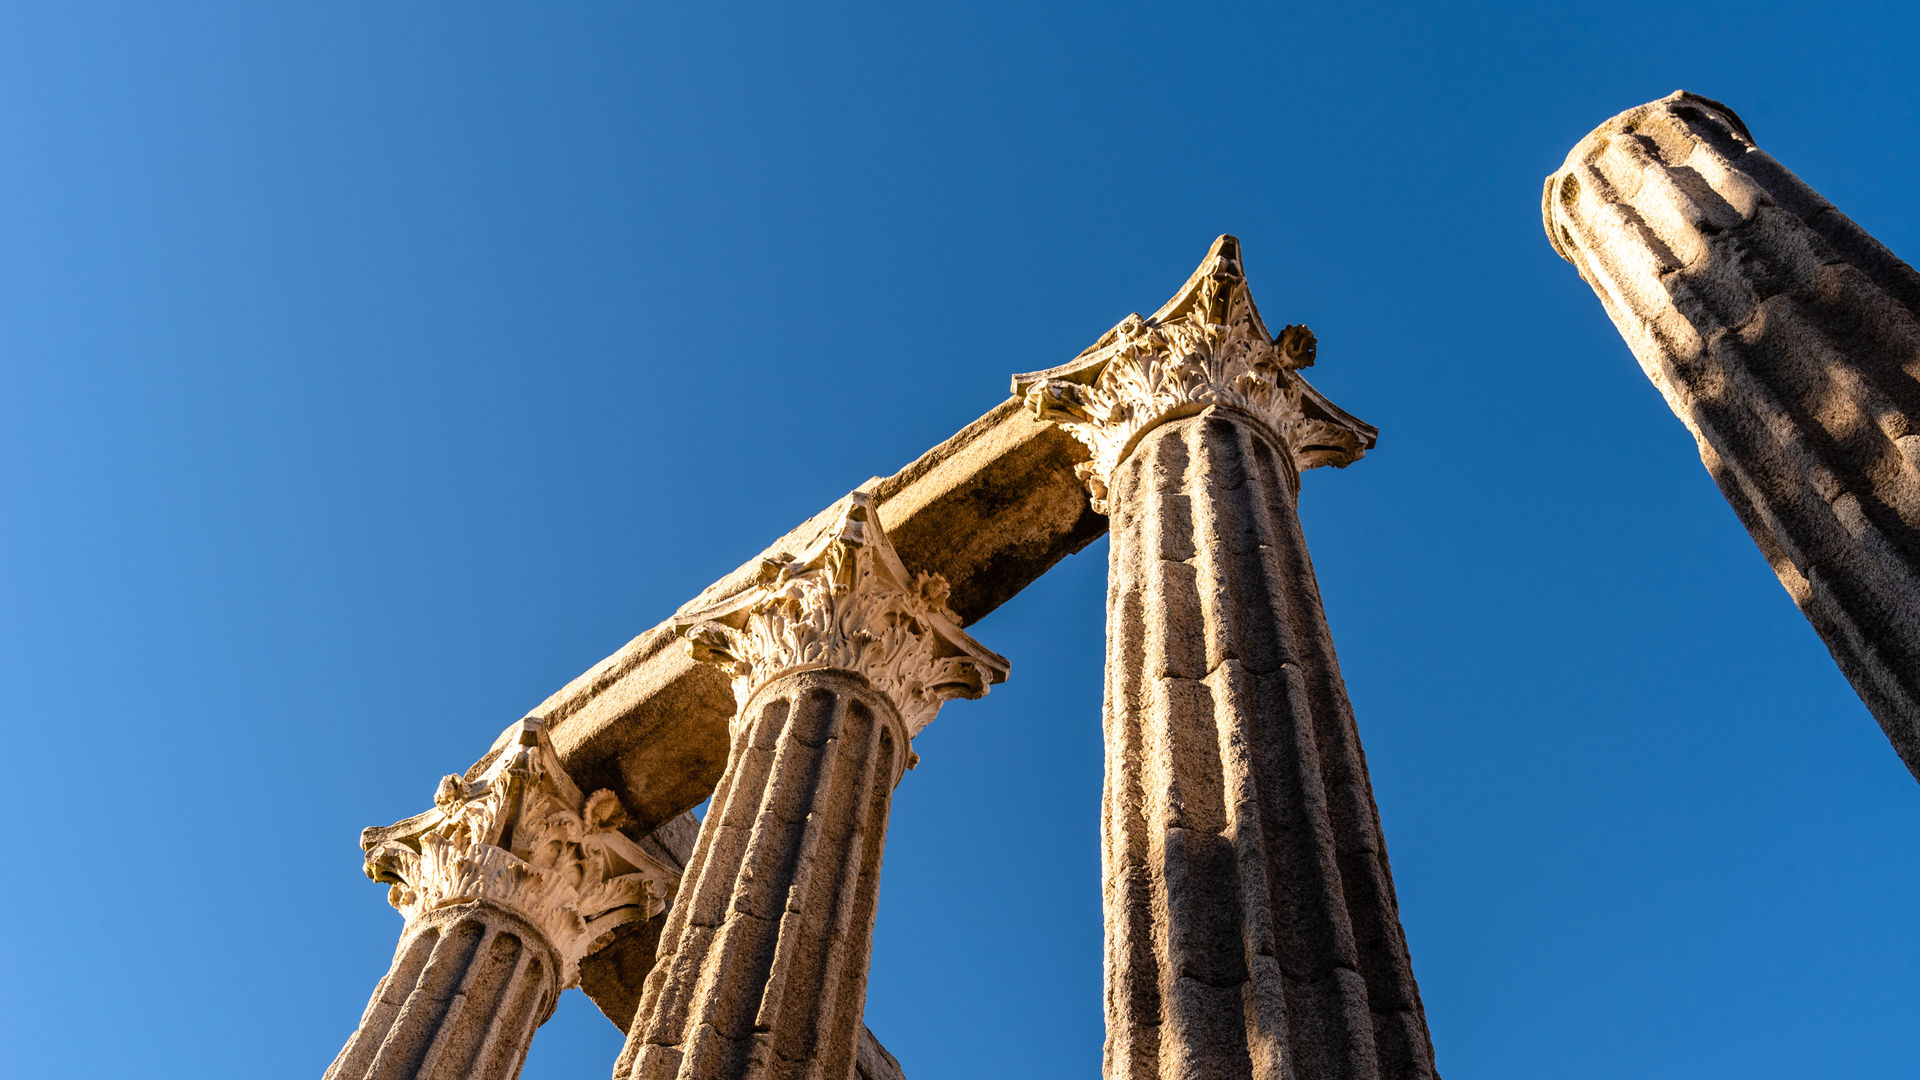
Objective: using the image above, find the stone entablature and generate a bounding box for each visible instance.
[1012,235,1377,512]
[361,717,680,989]
[674,490,1010,738]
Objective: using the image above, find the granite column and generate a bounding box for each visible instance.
[1545,91,1920,778]
[1018,236,1437,1080]
[615,493,1008,1080]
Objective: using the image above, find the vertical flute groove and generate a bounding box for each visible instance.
[618,670,911,1080]
[326,904,561,1080]
[1102,408,1435,1080]
[1545,92,1920,774]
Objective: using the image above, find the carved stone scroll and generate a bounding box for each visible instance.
[1015,236,1375,511]
[531,397,1106,1026]
[1017,237,1436,1079]
[326,718,680,1080]
[674,491,1009,738]
[616,491,1007,1080]
[1544,91,1920,779]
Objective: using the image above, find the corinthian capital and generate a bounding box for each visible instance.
[1011,235,1377,513]
[360,718,679,987]
[674,491,1009,737]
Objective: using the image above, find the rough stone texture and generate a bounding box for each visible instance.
[360,718,681,989]
[616,496,1001,1080]
[325,900,561,1080]
[577,812,702,1030]
[1013,237,1433,1079]
[583,821,907,1079]
[673,490,1009,740]
[1545,91,1920,779]
[333,718,686,1079]
[614,670,912,1080]
[536,398,1099,841]
[521,400,1094,1028]
[1101,411,1434,1080]
[1014,236,1374,512]
[853,1029,906,1080]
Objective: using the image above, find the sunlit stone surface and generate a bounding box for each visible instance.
[1017,237,1438,1080]
[614,494,1007,1080]
[328,719,683,1080]
[1546,91,1920,779]
[331,238,1439,1080]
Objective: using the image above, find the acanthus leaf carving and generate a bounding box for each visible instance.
[674,491,1009,739]
[1011,235,1377,514]
[359,717,679,988]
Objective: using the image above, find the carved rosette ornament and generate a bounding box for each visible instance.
[675,491,1009,737]
[1013,235,1377,513]
[360,717,679,988]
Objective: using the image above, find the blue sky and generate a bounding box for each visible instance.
[4,4,1918,1078]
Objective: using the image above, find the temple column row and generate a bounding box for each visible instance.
[331,239,1435,1080]
[326,492,1003,1080]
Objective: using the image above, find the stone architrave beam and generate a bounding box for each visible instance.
[446,396,1102,1028]
[1545,92,1920,779]
[529,397,1103,839]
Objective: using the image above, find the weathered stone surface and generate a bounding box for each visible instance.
[520,399,1095,1029]
[1018,238,1434,1079]
[332,717,684,1080]
[326,901,562,1080]
[362,718,682,989]
[574,787,913,1080]
[1545,91,1920,779]
[616,500,1003,1080]
[854,1028,906,1080]
[675,491,1009,739]
[581,824,909,1077]
[1015,236,1372,511]
[530,397,1099,841]
[1100,412,1434,1079]
[577,812,701,1030]
[614,670,908,1080]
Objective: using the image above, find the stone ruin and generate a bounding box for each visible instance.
[324,91,1920,1080]
[1545,92,1920,781]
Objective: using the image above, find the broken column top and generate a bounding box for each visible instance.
[1543,90,1757,264]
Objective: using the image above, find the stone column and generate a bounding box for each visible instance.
[1016,236,1437,1080]
[1544,91,1920,779]
[328,718,680,1080]
[615,492,1008,1080]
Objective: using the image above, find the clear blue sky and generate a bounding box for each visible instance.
[4,4,1918,1078]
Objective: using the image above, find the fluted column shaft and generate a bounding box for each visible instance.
[615,491,1006,1080]
[1102,408,1434,1080]
[1015,236,1431,1079]
[614,490,1006,1076]
[1545,91,1920,777]
[327,902,560,1080]
[617,669,907,1080]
